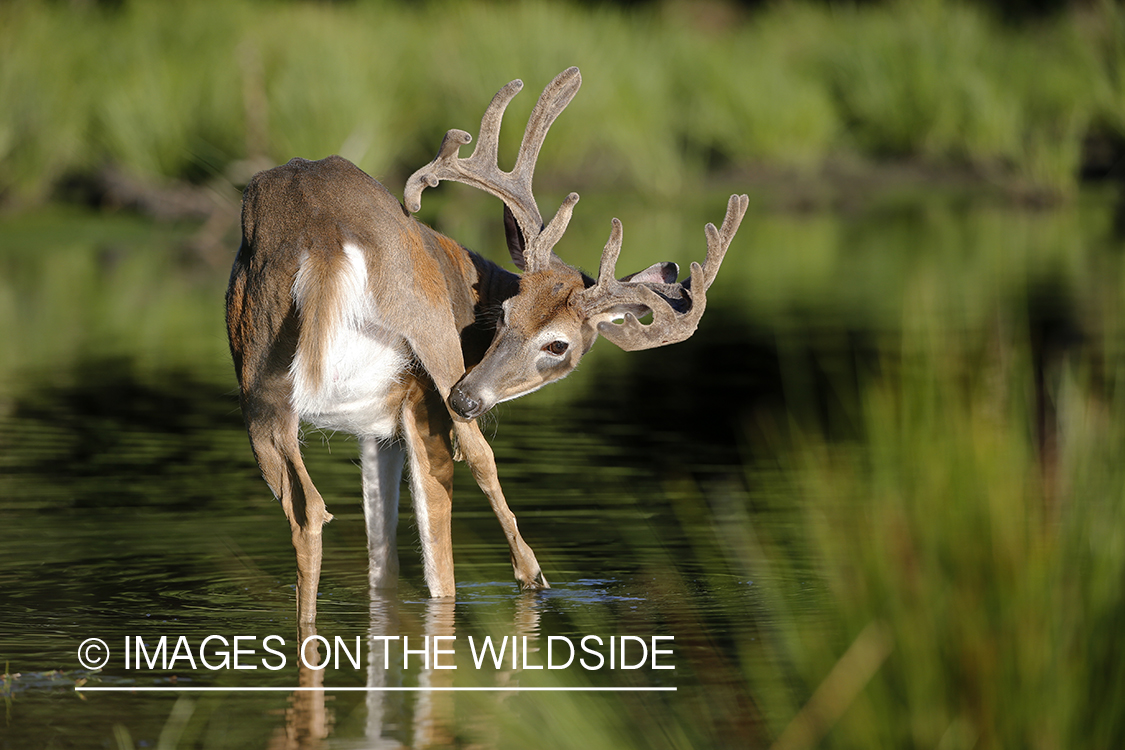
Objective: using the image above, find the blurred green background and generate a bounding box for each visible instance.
[2,0,1124,206]
[1,1,1124,749]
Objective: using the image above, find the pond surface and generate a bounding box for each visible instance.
[0,188,1122,749]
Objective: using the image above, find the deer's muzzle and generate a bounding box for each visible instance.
[448,384,486,421]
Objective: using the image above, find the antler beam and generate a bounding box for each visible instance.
[404,68,583,273]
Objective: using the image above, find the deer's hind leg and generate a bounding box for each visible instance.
[243,390,333,625]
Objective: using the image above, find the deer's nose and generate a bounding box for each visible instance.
[448,385,483,421]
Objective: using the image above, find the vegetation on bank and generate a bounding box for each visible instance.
[1,0,1123,209]
[738,324,1125,748]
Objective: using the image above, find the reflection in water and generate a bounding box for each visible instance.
[271,594,546,749]
[410,599,456,749]
[269,628,329,750]
[364,595,403,749]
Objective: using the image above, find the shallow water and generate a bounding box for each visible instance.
[1,189,1121,748]
[0,361,764,748]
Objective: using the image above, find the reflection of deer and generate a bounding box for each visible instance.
[226,67,748,624]
[273,595,544,749]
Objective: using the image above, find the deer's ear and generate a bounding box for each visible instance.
[620,261,678,284]
[504,204,528,271]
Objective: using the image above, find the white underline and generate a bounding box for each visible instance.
[75,686,675,693]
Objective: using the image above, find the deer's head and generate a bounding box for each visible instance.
[404,67,748,421]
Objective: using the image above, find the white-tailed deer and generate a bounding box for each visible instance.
[226,67,747,623]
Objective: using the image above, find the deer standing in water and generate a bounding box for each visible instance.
[226,67,747,624]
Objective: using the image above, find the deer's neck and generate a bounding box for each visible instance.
[467,249,521,310]
[417,224,520,367]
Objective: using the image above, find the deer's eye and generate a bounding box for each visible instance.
[542,340,569,356]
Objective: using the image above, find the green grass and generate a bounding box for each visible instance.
[1,0,1123,207]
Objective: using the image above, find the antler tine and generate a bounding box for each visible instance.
[528,191,580,271]
[513,67,581,184]
[691,193,749,291]
[470,79,524,170]
[404,68,583,274]
[595,217,625,287]
[579,194,749,352]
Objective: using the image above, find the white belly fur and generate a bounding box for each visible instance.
[289,243,412,438]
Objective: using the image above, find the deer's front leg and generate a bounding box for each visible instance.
[453,420,549,591]
[401,382,457,598]
[401,318,547,592]
[360,436,405,591]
